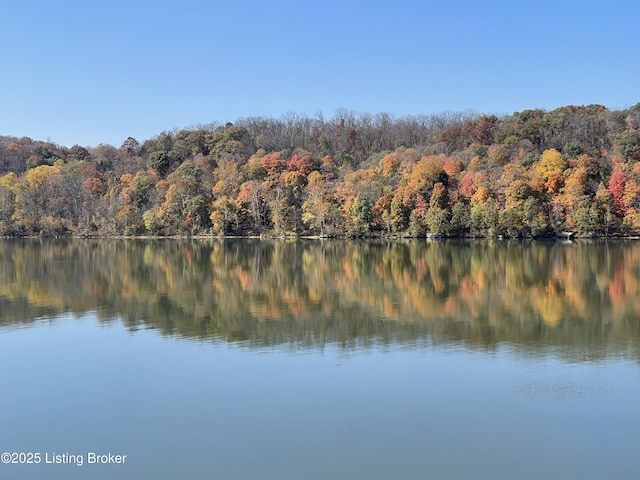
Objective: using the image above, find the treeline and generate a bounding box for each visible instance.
[1,103,640,237]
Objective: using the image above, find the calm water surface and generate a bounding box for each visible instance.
[1,239,639,479]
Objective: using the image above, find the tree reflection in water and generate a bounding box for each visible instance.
[1,238,639,360]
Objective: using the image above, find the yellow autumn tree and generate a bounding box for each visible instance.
[530,148,566,195]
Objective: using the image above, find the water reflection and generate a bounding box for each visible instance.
[1,238,639,358]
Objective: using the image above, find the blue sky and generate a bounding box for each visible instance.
[2,0,638,147]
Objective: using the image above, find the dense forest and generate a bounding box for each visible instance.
[2,103,640,237]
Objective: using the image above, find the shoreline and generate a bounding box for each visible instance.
[2,233,639,241]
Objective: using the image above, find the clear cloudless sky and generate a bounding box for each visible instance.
[1,0,638,147]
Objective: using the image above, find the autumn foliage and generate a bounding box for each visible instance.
[1,102,640,237]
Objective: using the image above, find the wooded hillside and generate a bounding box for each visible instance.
[2,103,640,237]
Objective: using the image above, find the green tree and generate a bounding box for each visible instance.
[425,206,449,235]
[389,193,410,233]
[450,201,470,235]
[613,130,640,161]
[344,196,372,236]
[147,152,171,176]
[499,208,524,237]
[522,197,548,237]
[470,198,499,236]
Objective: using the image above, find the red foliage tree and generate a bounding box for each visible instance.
[608,170,627,216]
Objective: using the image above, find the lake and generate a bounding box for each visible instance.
[1,238,639,479]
